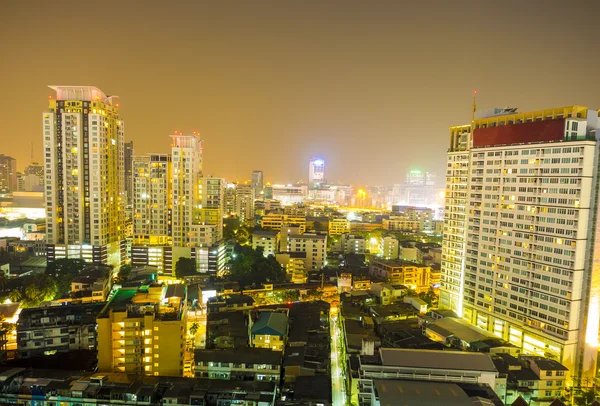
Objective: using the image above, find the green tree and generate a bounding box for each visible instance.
[228,245,285,288]
[0,273,8,292]
[223,217,241,240]
[276,289,300,303]
[45,258,87,297]
[116,264,132,283]
[8,290,21,303]
[189,322,199,337]
[418,288,439,307]
[575,387,598,406]
[175,257,197,278]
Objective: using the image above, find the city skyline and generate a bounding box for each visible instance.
[2,0,600,184]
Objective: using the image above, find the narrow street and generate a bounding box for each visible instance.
[330,307,347,406]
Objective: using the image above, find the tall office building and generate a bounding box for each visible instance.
[308,157,325,188]
[124,141,134,207]
[0,154,17,191]
[235,183,255,225]
[440,105,600,379]
[252,170,264,198]
[171,133,203,248]
[43,86,125,266]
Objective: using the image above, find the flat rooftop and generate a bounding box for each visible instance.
[374,379,472,406]
[378,348,497,373]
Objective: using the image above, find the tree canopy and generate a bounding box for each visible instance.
[228,245,285,288]
[175,257,197,278]
[45,258,88,298]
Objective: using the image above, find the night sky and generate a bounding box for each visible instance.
[1,0,599,184]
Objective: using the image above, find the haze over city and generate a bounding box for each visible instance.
[2,0,600,184]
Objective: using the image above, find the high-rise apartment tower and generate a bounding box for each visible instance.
[440,105,600,380]
[43,86,125,265]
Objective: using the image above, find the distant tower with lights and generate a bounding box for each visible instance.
[43,86,125,266]
[252,170,264,198]
[309,158,325,189]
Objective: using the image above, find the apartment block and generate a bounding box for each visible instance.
[369,258,440,293]
[328,217,350,235]
[194,347,282,381]
[286,233,326,271]
[380,236,399,260]
[260,213,307,233]
[235,183,255,225]
[440,105,600,378]
[96,285,186,376]
[252,230,280,257]
[44,86,125,266]
[17,302,105,358]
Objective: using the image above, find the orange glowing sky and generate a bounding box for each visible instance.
[1,0,599,184]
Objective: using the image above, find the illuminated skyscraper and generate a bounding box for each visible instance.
[124,141,134,207]
[0,154,17,192]
[252,170,264,198]
[235,183,255,225]
[440,105,600,380]
[309,157,325,188]
[43,86,125,266]
[171,133,203,248]
[132,154,172,246]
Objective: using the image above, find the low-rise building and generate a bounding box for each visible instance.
[276,252,307,283]
[369,283,405,305]
[340,234,367,254]
[0,368,278,406]
[260,213,307,233]
[17,302,105,358]
[251,311,288,351]
[358,348,498,405]
[286,233,326,271]
[382,216,420,232]
[252,230,280,257]
[194,347,282,382]
[328,217,350,236]
[493,354,568,406]
[207,294,255,314]
[369,258,438,293]
[380,236,399,260]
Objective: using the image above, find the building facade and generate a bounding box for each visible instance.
[124,141,134,207]
[96,285,186,376]
[17,302,105,358]
[44,86,125,266]
[235,183,255,225]
[440,105,600,379]
[309,158,325,188]
[0,154,17,192]
[252,170,264,199]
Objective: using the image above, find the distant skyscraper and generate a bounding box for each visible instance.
[235,184,255,225]
[18,162,44,192]
[44,86,125,265]
[132,154,172,246]
[252,170,264,198]
[0,154,17,191]
[440,104,600,379]
[124,141,134,207]
[224,183,237,215]
[171,133,203,248]
[309,158,325,188]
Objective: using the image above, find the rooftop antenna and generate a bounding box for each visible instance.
[472,90,477,123]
